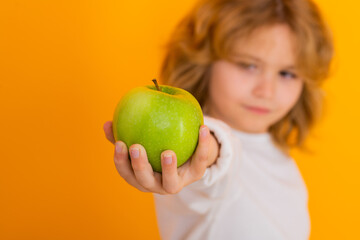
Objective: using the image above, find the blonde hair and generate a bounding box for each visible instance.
[159,0,334,151]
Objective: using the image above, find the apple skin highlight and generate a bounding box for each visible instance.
[112,84,204,172]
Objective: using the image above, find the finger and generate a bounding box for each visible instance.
[103,121,115,144]
[161,150,181,194]
[114,141,148,192]
[187,125,211,181]
[129,144,166,193]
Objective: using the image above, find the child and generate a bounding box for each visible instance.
[103,0,333,239]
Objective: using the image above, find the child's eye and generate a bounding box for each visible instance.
[238,62,257,71]
[279,70,297,79]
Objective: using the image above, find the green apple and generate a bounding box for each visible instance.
[112,80,204,172]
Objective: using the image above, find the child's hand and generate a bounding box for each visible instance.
[103,121,217,194]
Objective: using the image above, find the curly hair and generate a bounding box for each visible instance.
[159,0,334,151]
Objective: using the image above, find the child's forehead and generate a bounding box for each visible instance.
[231,24,297,49]
[228,24,299,66]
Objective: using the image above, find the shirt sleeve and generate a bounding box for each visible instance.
[197,116,237,187]
[178,116,241,198]
[153,116,241,217]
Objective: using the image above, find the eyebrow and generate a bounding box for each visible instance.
[233,53,296,70]
[233,53,262,62]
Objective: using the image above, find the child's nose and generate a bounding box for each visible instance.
[252,74,276,99]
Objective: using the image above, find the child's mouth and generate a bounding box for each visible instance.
[243,105,271,114]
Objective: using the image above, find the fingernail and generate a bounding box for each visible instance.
[115,142,122,153]
[130,148,140,159]
[163,154,172,165]
[200,126,208,138]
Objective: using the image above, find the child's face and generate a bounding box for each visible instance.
[207,24,304,133]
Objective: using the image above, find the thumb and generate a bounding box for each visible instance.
[189,125,211,178]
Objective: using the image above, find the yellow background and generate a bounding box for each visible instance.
[0,0,359,239]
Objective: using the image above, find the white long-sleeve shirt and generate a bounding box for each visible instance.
[153,116,310,240]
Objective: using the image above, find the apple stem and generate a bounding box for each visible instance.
[152,79,161,91]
